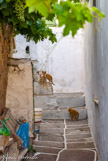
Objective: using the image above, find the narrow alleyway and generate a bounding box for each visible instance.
[29,119,98,161]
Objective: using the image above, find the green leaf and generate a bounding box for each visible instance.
[0,2,7,10]
[1,9,9,16]
[26,0,56,18]
[0,0,4,3]
[54,4,64,15]
[36,3,49,17]
[92,6,106,18]
[63,25,71,36]
[28,6,36,13]
[6,0,11,2]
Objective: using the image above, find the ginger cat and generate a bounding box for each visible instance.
[68,108,79,121]
[37,71,46,85]
[42,71,55,85]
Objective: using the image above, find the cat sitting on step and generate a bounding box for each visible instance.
[68,108,79,121]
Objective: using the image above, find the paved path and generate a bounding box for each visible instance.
[27,119,98,161]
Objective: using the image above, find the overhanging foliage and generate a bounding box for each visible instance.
[26,0,105,37]
[0,0,57,43]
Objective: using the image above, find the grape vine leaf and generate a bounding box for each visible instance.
[54,2,94,36]
[26,0,105,37]
[26,0,58,20]
[92,6,106,22]
[0,0,57,43]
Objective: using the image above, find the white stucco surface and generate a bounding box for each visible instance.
[14,27,84,93]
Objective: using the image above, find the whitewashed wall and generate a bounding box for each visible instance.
[13,27,84,93]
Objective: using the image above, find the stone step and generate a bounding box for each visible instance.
[33,145,62,154]
[58,150,97,161]
[34,95,57,109]
[40,122,65,128]
[66,130,91,135]
[66,126,90,132]
[39,126,90,136]
[32,154,57,161]
[42,119,64,123]
[43,107,87,120]
[34,93,85,109]
[66,137,93,143]
[33,140,64,148]
[38,134,64,142]
[67,142,95,149]
[66,119,88,125]
[56,93,85,108]
[40,127,64,135]
[66,133,92,140]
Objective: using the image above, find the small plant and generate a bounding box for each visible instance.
[28,144,37,153]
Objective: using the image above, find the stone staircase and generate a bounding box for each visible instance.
[30,93,98,161]
[34,93,87,120]
[34,93,85,108]
[31,120,98,161]
[30,67,98,161]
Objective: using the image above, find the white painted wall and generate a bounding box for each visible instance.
[13,27,84,93]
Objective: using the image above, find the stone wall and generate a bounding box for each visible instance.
[84,0,108,161]
[6,59,33,125]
